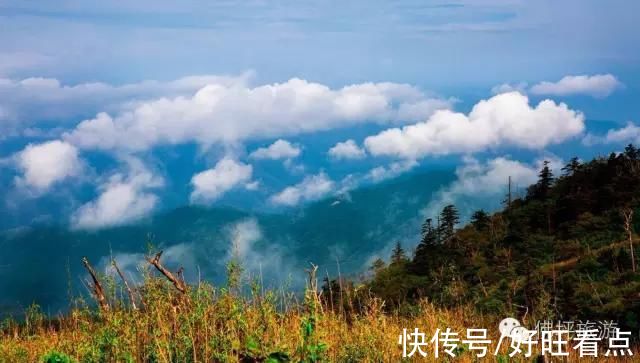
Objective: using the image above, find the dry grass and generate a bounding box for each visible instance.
[0,274,636,362]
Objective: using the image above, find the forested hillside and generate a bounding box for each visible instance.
[355,145,640,330]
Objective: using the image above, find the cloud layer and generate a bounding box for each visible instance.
[0,74,249,133]
[530,74,622,98]
[364,92,584,159]
[62,78,450,152]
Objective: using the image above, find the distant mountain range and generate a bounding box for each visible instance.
[0,168,454,316]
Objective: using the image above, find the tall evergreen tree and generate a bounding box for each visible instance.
[411,218,439,275]
[390,241,408,265]
[470,209,490,231]
[561,157,581,176]
[420,218,437,246]
[439,205,460,242]
[528,160,554,199]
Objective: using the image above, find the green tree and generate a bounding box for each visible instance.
[528,160,554,199]
[470,209,490,231]
[561,157,581,176]
[439,205,460,242]
[390,241,408,265]
[412,218,439,275]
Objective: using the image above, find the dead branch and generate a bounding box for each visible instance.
[111,258,138,310]
[81,257,109,312]
[620,207,636,272]
[146,251,187,293]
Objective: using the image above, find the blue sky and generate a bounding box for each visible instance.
[1,0,640,230]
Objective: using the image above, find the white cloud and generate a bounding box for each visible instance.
[367,159,418,182]
[190,158,253,203]
[245,181,260,191]
[270,172,334,206]
[226,218,294,283]
[530,74,622,98]
[583,121,640,146]
[364,92,584,159]
[602,122,640,144]
[328,139,366,160]
[424,155,562,219]
[249,139,301,160]
[229,218,263,260]
[71,158,163,229]
[0,74,250,133]
[62,78,450,152]
[15,140,81,191]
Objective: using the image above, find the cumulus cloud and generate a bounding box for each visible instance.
[530,74,622,98]
[62,78,450,152]
[364,92,584,159]
[249,139,301,160]
[366,160,418,182]
[424,156,562,219]
[190,158,253,203]
[270,172,334,206]
[583,121,640,146]
[71,158,163,229]
[328,139,366,160]
[15,140,82,191]
[0,74,250,132]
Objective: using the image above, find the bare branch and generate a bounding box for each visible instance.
[620,207,636,272]
[81,257,109,312]
[111,258,138,310]
[146,251,187,293]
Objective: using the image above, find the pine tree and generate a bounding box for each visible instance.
[390,241,408,265]
[561,157,581,176]
[439,205,460,242]
[412,218,439,275]
[470,209,490,231]
[369,258,386,274]
[529,160,554,199]
[420,218,437,246]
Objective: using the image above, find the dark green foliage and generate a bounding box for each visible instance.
[390,242,408,265]
[366,147,640,328]
[470,210,490,231]
[438,205,460,243]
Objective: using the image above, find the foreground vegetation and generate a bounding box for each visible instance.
[0,273,636,362]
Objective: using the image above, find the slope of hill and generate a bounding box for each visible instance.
[363,145,640,330]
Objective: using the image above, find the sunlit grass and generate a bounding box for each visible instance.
[0,268,636,362]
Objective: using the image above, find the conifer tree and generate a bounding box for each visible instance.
[411,218,439,275]
[470,209,490,231]
[562,157,581,176]
[390,241,408,265]
[528,160,554,199]
[438,205,460,242]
